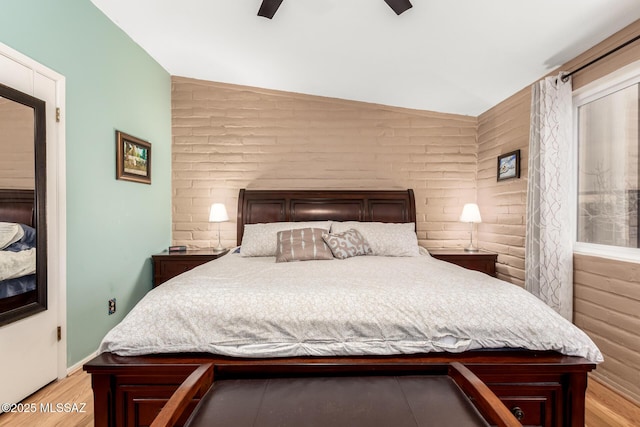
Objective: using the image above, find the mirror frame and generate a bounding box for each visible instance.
[0,82,47,326]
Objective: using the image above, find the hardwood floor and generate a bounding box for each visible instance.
[0,370,637,426]
[0,369,93,427]
[585,379,640,427]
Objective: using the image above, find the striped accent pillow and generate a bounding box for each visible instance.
[275,228,334,263]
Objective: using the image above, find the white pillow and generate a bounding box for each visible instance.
[330,221,419,257]
[0,222,24,250]
[240,221,332,257]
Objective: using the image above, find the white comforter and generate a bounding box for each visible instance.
[0,248,36,281]
[99,250,603,363]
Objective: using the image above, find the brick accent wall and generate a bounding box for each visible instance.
[172,76,478,249]
[574,253,640,403]
[477,88,529,286]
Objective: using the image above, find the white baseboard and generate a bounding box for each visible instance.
[67,350,98,376]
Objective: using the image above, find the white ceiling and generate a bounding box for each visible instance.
[91,0,640,116]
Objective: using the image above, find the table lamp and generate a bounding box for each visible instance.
[460,203,482,252]
[209,203,229,252]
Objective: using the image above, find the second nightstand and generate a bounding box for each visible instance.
[152,249,229,287]
[428,249,498,277]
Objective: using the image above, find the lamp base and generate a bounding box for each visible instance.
[212,223,225,253]
[212,246,226,253]
[464,245,479,252]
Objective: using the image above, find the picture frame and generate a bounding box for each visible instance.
[497,149,520,181]
[116,130,151,184]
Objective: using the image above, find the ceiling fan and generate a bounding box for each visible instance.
[258,0,413,19]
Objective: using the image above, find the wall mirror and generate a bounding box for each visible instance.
[0,82,47,326]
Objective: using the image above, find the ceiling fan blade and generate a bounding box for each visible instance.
[384,0,413,15]
[258,0,284,19]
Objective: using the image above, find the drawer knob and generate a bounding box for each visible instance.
[511,406,525,420]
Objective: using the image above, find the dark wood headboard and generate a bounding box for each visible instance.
[0,189,35,227]
[237,189,416,245]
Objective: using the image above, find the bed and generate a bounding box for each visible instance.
[0,189,37,315]
[84,189,601,427]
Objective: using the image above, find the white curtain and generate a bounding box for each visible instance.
[526,73,573,321]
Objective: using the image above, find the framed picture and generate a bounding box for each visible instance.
[116,131,151,184]
[497,149,520,181]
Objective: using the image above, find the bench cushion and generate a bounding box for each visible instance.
[185,376,490,427]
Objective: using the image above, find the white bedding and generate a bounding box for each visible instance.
[99,249,603,363]
[0,247,36,281]
[0,222,24,249]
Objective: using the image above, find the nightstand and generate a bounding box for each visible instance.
[152,249,229,287]
[428,249,498,277]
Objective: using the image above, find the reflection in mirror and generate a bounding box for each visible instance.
[0,83,47,326]
[0,97,35,188]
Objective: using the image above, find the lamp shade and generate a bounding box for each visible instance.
[209,203,229,223]
[459,203,482,223]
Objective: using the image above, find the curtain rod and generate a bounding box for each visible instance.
[560,34,640,82]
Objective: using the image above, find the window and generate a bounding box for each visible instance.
[573,62,640,261]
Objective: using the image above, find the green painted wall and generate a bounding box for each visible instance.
[0,0,172,365]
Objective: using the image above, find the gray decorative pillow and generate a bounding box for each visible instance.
[275,228,334,263]
[330,221,419,257]
[322,229,372,260]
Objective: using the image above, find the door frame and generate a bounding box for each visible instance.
[0,41,67,380]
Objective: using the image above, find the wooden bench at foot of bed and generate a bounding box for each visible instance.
[83,351,595,427]
[150,362,523,427]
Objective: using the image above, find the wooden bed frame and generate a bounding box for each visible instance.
[84,188,595,427]
[0,189,35,227]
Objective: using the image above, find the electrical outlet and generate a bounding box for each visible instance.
[108,298,116,315]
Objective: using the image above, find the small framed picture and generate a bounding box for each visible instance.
[116,130,151,184]
[497,149,520,181]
